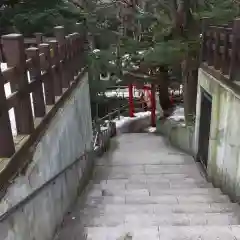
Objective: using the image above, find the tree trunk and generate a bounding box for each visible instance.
[182,59,198,125]
[158,69,171,111]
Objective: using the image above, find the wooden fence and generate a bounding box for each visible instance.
[201,18,240,81]
[0,24,85,159]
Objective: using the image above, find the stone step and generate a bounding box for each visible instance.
[78,203,239,215]
[89,182,214,191]
[78,226,240,240]
[80,194,231,207]
[85,187,222,197]
[159,226,240,240]
[126,182,214,190]
[94,165,204,176]
[73,213,239,227]
[125,195,230,204]
[144,165,203,174]
[94,177,207,184]
[94,172,204,180]
[149,188,222,196]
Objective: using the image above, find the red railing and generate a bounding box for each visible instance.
[201,18,240,81]
[0,24,85,159]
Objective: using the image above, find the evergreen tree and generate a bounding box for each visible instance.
[0,0,83,35]
[106,0,240,120]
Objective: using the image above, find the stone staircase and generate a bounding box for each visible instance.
[54,134,240,240]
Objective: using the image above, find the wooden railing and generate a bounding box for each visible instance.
[201,18,240,81]
[0,24,85,159]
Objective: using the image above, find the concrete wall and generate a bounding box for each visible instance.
[194,68,240,201]
[0,73,94,240]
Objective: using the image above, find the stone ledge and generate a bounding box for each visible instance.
[156,118,195,156]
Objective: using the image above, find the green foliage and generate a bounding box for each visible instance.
[120,0,240,72]
[0,0,83,35]
[143,40,187,66]
[195,0,239,21]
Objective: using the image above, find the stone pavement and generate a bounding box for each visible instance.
[54,133,240,240]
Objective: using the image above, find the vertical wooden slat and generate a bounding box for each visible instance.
[69,34,76,78]
[207,28,214,66]
[229,18,240,81]
[39,43,55,105]
[72,33,79,76]
[0,69,15,157]
[26,47,46,117]
[67,34,75,82]
[75,32,83,71]
[221,29,230,75]
[49,40,63,96]
[213,28,221,70]
[200,18,209,63]
[2,34,34,134]
[54,26,70,88]
[66,35,74,83]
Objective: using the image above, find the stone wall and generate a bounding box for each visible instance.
[0,73,94,240]
[194,68,240,201]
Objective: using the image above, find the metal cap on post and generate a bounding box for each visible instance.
[0,69,15,158]
[2,33,34,134]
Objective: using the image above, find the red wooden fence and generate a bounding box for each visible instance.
[0,24,85,159]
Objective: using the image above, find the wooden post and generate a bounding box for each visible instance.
[200,17,210,63]
[0,69,15,157]
[26,47,46,117]
[35,33,43,45]
[49,40,63,96]
[229,18,240,81]
[221,29,231,75]
[65,35,74,83]
[54,26,70,88]
[213,28,221,70]
[39,43,55,105]
[74,32,82,72]
[207,28,214,66]
[2,34,34,134]
[75,22,84,68]
[68,34,76,81]
[151,84,156,127]
[71,33,78,76]
[128,83,134,117]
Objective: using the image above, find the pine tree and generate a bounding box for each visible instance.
[0,0,83,35]
[106,0,240,120]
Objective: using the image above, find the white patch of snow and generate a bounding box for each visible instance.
[146,127,157,133]
[93,49,100,53]
[104,88,140,98]
[168,106,185,122]
[100,126,109,131]
[113,111,151,129]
